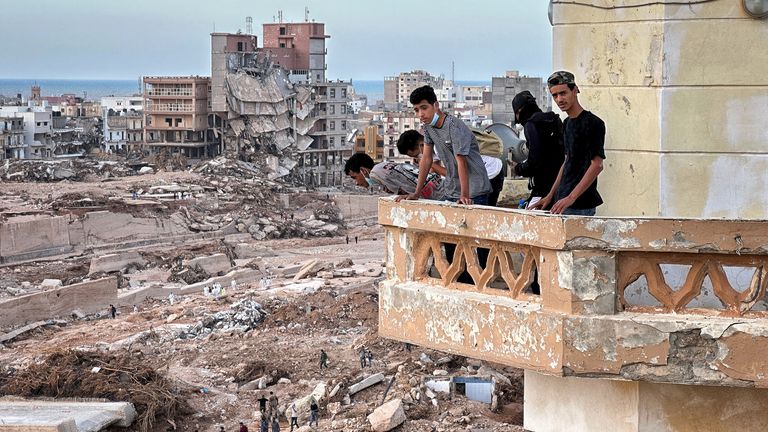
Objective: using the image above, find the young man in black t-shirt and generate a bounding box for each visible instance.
[530,71,606,216]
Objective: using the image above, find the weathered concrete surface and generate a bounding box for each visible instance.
[333,194,378,221]
[188,253,231,275]
[380,280,768,388]
[0,216,74,263]
[348,373,385,395]
[524,370,768,432]
[232,243,276,259]
[379,198,768,254]
[88,251,146,275]
[78,211,189,247]
[0,211,233,265]
[0,278,117,329]
[0,400,136,431]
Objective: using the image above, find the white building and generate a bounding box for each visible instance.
[0,105,53,159]
[101,96,143,114]
[457,85,489,107]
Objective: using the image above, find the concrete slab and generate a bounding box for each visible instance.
[0,400,136,432]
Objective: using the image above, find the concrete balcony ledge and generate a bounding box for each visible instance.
[378,198,768,389]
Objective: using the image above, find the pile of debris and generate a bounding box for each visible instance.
[187,300,267,336]
[0,349,188,432]
[218,54,316,185]
[0,159,135,182]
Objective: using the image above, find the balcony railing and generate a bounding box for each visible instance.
[379,198,768,388]
[146,104,194,113]
[146,89,193,97]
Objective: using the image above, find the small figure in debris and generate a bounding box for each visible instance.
[268,391,278,416]
[168,293,175,305]
[359,348,367,368]
[109,304,117,319]
[271,415,280,432]
[132,191,138,200]
[259,416,269,432]
[345,235,349,245]
[258,393,268,412]
[319,349,328,369]
[203,286,211,297]
[326,193,330,200]
[212,284,221,300]
[290,213,294,220]
[133,304,138,314]
[404,342,412,352]
[355,236,358,244]
[231,279,237,291]
[289,401,299,431]
[239,421,249,432]
[308,398,320,427]
[366,350,374,367]
[219,426,225,432]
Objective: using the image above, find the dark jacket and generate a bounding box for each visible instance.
[513,111,565,200]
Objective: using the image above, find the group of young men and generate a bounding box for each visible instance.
[344,70,606,216]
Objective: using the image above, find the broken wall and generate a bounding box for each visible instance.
[0,277,117,329]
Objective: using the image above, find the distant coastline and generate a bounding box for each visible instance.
[0,78,491,103]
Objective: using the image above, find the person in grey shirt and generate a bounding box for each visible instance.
[396,86,491,205]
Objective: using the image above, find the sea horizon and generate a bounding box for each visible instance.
[0,78,491,103]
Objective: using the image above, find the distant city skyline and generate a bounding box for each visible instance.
[1,0,552,81]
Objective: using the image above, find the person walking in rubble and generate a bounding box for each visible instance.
[268,391,278,417]
[239,421,249,432]
[308,398,320,427]
[366,350,374,367]
[258,393,268,413]
[259,416,268,432]
[359,348,367,368]
[319,349,328,370]
[270,414,280,432]
[109,304,117,319]
[289,401,299,431]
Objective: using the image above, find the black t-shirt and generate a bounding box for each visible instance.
[556,110,606,209]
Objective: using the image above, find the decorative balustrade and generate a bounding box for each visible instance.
[378,198,768,388]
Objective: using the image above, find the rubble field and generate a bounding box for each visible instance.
[0,155,525,431]
[0,232,525,432]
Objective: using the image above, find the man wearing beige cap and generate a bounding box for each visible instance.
[530,71,606,215]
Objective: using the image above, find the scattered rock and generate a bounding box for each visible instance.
[367,398,406,432]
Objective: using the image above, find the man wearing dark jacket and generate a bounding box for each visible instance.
[510,91,565,210]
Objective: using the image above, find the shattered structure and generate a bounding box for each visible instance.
[219,58,315,183]
[211,24,353,188]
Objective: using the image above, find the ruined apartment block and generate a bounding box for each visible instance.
[142,76,216,158]
[384,70,444,110]
[0,105,53,159]
[304,79,353,187]
[0,116,25,160]
[491,70,549,125]
[261,21,328,83]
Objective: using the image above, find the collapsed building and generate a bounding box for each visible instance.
[210,22,354,188]
[217,52,316,184]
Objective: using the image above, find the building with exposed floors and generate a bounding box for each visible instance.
[0,116,25,160]
[142,76,216,158]
[491,70,549,125]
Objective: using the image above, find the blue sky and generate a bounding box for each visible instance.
[1,0,552,81]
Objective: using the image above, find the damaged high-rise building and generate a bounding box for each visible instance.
[210,18,353,187]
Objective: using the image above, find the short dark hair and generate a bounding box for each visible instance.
[397,130,423,155]
[409,85,437,105]
[344,152,374,174]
